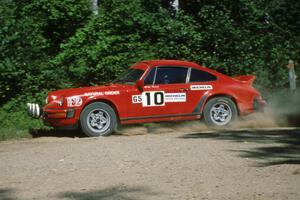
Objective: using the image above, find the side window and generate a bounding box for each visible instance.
[144,68,156,85]
[189,68,217,82]
[155,67,188,84]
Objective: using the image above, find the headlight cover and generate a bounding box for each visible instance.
[57,96,64,106]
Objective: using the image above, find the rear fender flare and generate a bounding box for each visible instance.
[194,92,240,115]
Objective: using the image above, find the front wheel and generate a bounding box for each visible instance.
[80,102,117,137]
[203,97,237,127]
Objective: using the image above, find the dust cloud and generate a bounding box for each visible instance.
[261,91,300,127]
[117,121,210,136]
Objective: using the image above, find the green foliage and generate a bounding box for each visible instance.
[0,0,299,140]
[180,0,300,86]
[0,1,48,103]
[0,0,91,103]
[22,0,92,52]
[52,0,203,86]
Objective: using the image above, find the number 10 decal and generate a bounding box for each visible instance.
[142,91,165,107]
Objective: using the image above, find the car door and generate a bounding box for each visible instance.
[129,66,193,118]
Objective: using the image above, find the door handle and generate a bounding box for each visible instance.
[179,88,189,92]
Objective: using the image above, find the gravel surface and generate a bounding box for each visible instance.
[0,126,299,200]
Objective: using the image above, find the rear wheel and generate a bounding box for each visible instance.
[203,97,237,127]
[80,102,117,137]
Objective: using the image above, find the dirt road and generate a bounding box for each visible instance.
[0,126,300,200]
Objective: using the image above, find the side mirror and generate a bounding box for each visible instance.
[136,79,144,91]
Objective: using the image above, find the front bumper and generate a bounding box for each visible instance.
[27,103,77,127]
[43,108,75,119]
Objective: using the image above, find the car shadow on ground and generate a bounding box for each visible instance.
[29,128,86,138]
[0,188,16,200]
[56,186,160,200]
[180,128,300,167]
[29,125,148,138]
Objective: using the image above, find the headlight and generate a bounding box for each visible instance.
[46,95,64,106]
[57,96,64,106]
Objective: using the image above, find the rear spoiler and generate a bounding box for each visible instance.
[233,75,256,85]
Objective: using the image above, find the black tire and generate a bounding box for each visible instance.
[203,97,237,127]
[80,102,117,137]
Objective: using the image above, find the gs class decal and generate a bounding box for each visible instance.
[132,91,186,107]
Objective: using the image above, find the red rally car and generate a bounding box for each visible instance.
[27,60,266,136]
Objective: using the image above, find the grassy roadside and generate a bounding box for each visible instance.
[0,128,32,141]
[0,110,45,141]
[0,95,46,141]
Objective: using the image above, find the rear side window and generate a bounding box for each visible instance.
[189,68,217,82]
[155,67,188,84]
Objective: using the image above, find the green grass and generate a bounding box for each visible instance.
[0,107,46,141]
[0,128,31,141]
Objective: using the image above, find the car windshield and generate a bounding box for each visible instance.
[114,69,145,84]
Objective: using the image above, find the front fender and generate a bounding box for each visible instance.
[81,96,120,119]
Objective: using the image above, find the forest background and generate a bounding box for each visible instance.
[0,0,299,140]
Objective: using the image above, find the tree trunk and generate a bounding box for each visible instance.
[172,0,179,12]
[91,0,98,15]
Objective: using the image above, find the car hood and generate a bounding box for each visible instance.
[48,83,131,98]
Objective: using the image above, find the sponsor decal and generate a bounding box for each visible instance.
[132,92,186,107]
[104,91,120,95]
[67,96,83,107]
[190,85,213,90]
[144,85,160,89]
[165,93,186,102]
[84,91,120,96]
[84,92,103,96]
